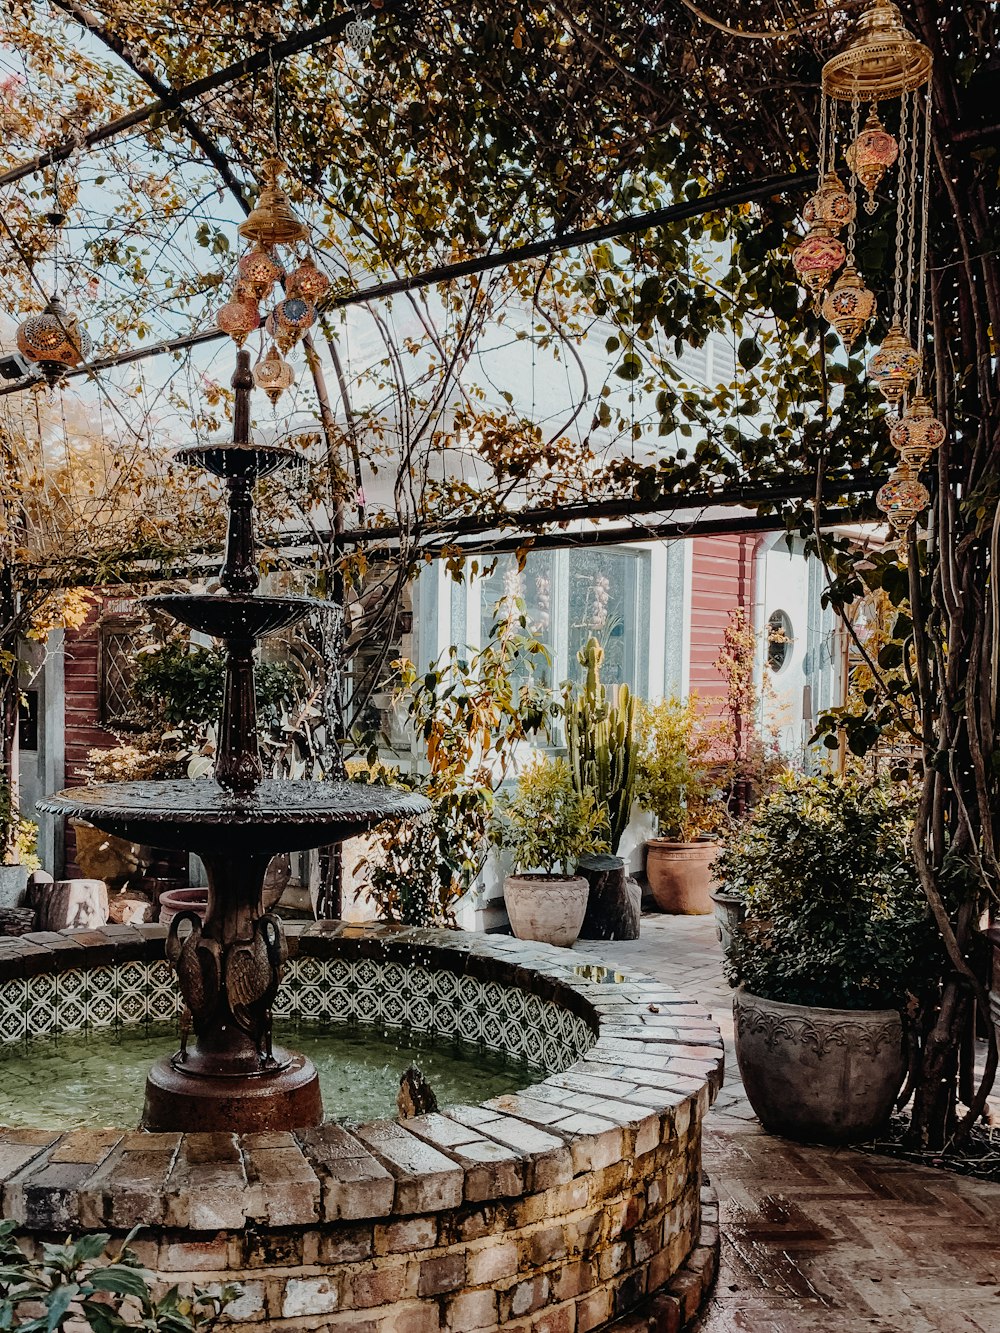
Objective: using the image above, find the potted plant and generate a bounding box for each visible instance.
[634,695,724,913]
[720,772,936,1145]
[491,753,608,947]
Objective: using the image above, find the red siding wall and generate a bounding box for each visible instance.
[62,603,120,875]
[688,533,756,710]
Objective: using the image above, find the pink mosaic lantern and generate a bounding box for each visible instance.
[791,228,846,297]
[287,258,330,304]
[237,248,283,301]
[845,107,899,214]
[217,295,261,347]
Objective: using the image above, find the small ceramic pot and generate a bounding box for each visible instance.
[503,874,589,948]
[159,886,209,927]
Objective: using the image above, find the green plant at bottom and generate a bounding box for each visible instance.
[491,754,609,876]
[718,772,938,1010]
[563,636,637,854]
[0,1221,237,1332]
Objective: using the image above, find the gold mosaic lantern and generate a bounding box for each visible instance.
[867,321,921,405]
[287,258,330,304]
[252,344,296,404]
[888,394,946,471]
[217,295,261,348]
[237,248,283,301]
[16,295,91,385]
[821,265,876,350]
[876,464,930,539]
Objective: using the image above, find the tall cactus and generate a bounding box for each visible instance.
[564,637,638,854]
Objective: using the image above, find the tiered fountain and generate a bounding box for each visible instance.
[39,350,427,1134]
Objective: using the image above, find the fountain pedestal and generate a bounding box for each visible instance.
[38,352,428,1134]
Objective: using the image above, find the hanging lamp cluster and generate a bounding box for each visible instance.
[794,0,942,544]
[216,157,330,404]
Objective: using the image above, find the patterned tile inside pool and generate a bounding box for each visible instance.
[0,956,593,1073]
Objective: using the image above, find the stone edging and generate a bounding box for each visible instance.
[608,1180,719,1332]
[0,921,724,1331]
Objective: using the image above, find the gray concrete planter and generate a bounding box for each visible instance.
[709,889,745,955]
[734,987,906,1144]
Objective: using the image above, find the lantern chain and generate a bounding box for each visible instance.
[903,90,920,344]
[891,89,910,326]
[915,84,933,397]
[846,93,861,267]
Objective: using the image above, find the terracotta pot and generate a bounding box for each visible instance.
[503,874,589,948]
[645,838,717,913]
[159,886,209,927]
[263,853,292,909]
[709,889,746,954]
[734,988,906,1145]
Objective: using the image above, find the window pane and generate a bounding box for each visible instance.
[566,549,648,694]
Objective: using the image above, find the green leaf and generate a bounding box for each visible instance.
[72,1235,110,1264]
[88,1268,151,1300]
[45,1282,79,1331]
[737,337,763,370]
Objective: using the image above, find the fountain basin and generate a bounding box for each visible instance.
[38,780,429,856]
[0,922,723,1331]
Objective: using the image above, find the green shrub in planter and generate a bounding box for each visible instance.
[719,771,937,1010]
[491,754,609,875]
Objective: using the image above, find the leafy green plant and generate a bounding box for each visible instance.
[634,695,725,840]
[362,601,559,925]
[491,754,609,877]
[563,636,637,854]
[719,772,937,1010]
[0,1221,236,1332]
[131,641,300,737]
[0,782,39,870]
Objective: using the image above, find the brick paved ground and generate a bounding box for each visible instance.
[574,915,1000,1333]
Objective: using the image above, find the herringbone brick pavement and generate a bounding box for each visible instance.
[574,916,1000,1333]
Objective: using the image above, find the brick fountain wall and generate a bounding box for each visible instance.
[0,923,723,1331]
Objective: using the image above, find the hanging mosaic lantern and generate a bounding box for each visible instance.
[287,258,330,304]
[791,227,846,298]
[876,464,929,536]
[252,345,295,403]
[345,12,375,51]
[845,107,900,214]
[237,248,283,301]
[239,158,308,249]
[821,265,876,349]
[217,294,261,347]
[265,297,317,352]
[16,295,91,385]
[867,321,921,404]
[888,394,946,470]
[803,171,856,233]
